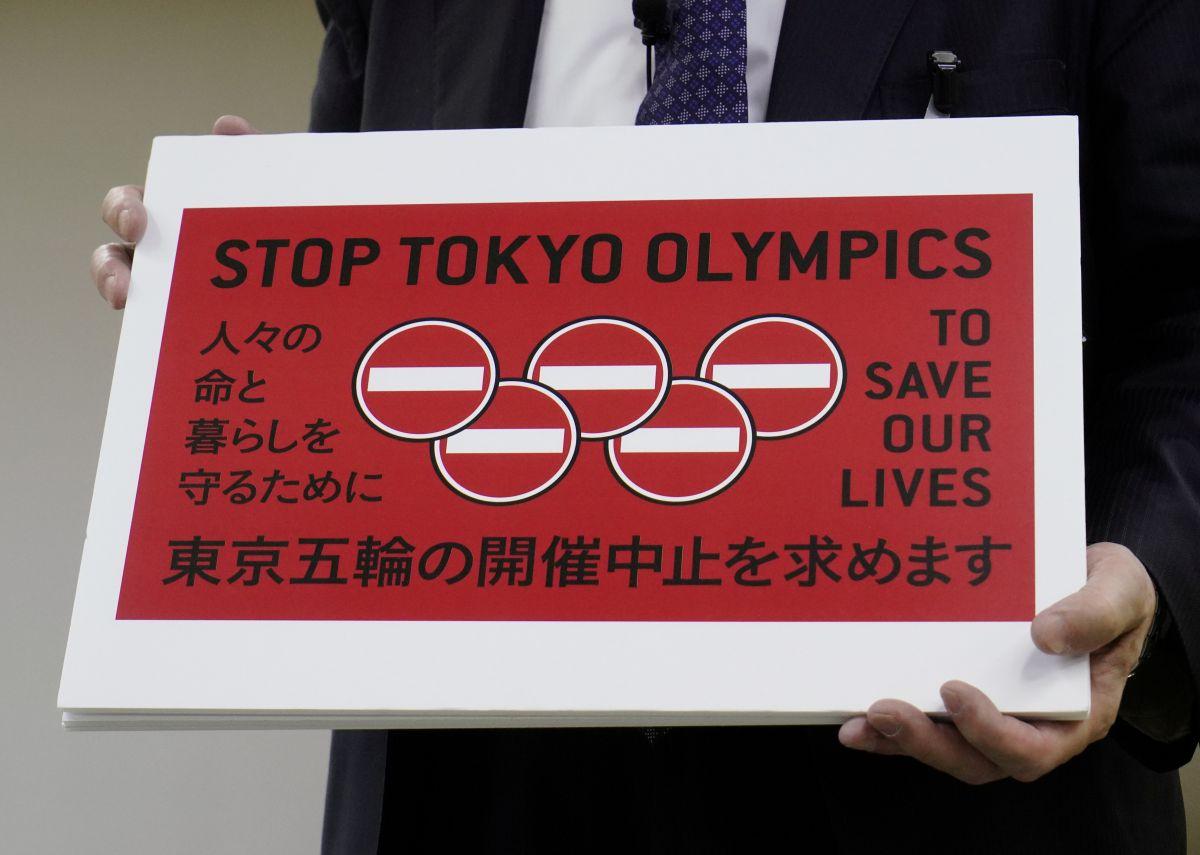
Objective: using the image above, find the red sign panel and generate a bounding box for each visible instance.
[117,194,1034,622]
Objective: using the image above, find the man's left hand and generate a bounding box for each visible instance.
[838,542,1157,783]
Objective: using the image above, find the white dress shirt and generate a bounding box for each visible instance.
[525,0,789,127]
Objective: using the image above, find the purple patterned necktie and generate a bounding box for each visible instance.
[636,0,749,125]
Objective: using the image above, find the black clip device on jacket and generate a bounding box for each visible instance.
[633,0,670,46]
[928,50,961,114]
[633,0,670,89]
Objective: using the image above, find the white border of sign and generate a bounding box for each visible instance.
[59,118,1087,728]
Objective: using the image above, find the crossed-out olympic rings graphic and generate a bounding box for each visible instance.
[354,314,845,504]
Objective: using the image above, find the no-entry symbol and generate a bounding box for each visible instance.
[526,317,670,439]
[699,315,844,438]
[607,378,754,504]
[354,319,497,441]
[432,380,579,504]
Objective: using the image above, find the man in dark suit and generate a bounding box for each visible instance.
[92,1,1200,852]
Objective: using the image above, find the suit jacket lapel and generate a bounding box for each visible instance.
[766,0,917,121]
[433,0,546,129]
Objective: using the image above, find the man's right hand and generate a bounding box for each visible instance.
[91,115,258,309]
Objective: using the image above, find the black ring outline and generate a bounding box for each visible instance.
[429,378,582,506]
[523,315,673,441]
[697,313,847,440]
[602,377,758,506]
[351,317,500,443]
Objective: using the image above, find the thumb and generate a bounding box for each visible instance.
[212,115,259,135]
[1031,543,1155,656]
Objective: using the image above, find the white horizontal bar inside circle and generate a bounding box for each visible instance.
[367,366,484,392]
[712,363,831,389]
[446,428,565,454]
[619,427,741,454]
[538,364,657,391]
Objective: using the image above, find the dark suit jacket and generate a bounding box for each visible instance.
[309,1,1200,852]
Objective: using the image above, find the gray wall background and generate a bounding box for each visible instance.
[1,2,1196,853]
[1,3,328,854]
